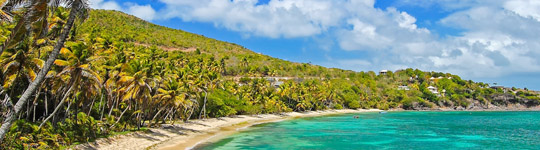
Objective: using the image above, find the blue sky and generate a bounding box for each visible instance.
[89,0,540,90]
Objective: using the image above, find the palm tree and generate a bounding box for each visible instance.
[47,7,69,38]
[116,60,153,129]
[201,70,220,118]
[0,40,43,90]
[39,41,102,128]
[0,0,89,142]
[0,0,49,56]
[152,78,188,125]
[0,0,14,22]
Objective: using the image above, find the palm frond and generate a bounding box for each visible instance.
[53,59,69,66]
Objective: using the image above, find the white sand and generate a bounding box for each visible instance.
[72,109,381,150]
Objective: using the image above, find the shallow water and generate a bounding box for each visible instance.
[195,111,540,149]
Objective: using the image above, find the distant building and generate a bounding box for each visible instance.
[266,77,285,88]
[273,81,284,88]
[490,86,509,93]
[427,86,439,94]
[490,86,504,89]
[398,85,410,91]
[379,70,388,75]
[266,78,276,82]
[427,86,443,97]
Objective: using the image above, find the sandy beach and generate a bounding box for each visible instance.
[72,109,381,150]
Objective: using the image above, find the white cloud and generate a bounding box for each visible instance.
[89,0,122,10]
[127,4,156,21]
[333,0,540,79]
[339,59,372,67]
[504,0,540,22]
[157,0,374,38]
[88,0,157,21]
[338,18,392,51]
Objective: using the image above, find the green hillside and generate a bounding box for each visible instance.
[78,10,352,78]
[0,9,538,149]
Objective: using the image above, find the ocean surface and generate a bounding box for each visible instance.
[195,111,540,150]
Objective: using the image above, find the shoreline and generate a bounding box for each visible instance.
[73,109,381,150]
[72,108,540,150]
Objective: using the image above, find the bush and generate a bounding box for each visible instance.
[333,104,343,109]
[347,100,360,109]
[419,100,434,108]
[401,99,414,110]
[57,112,103,143]
[0,120,61,149]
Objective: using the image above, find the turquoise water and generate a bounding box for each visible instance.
[196,111,540,150]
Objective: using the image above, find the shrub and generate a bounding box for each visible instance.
[347,100,360,109]
[333,104,343,109]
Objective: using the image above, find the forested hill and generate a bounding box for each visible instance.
[75,9,540,111]
[78,10,352,78]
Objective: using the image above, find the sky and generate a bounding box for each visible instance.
[88,0,540,90]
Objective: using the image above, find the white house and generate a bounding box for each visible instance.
[398,85,410,91]
[379,70,388,75]
[427,86,438,94]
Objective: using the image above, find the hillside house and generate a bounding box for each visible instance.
[379,70,388,75]
[490,86,510,93]
[398,85,410,91]
[427,86,439,94]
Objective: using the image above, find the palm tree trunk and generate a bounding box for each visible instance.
[25,96,30,120]
[44,89,48,116]
[163,108,172,124]
[150,108,164,127]
[99,93,105,120]
[87,97,96,116]
[64,99,72,119]
[0,87,12,111]
[187,105,195,122]
[0,1,7,10]
[0,0,82,142]
[38,84,74,128]
[170,109,177,125]
[108,95,118,117]
[32,83,44,122]
[110,104,130,129]
[199,90,208,119]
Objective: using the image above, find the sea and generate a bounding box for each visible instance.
[195,111,540,150]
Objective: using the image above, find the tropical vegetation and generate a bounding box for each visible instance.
[0,4,538,149]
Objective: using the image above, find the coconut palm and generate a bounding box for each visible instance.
[0,0,49,56]
[0,40,43,90]
[0,0,89,142]
[38,41,102,128]
[47,7,69,38]
[0,0,14,22]
[116,59,153,129]
[152,77,188,125]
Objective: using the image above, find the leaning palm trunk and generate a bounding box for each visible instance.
[98,93,105,120]
[110,104,130,130]
[199,90,208,119]
[150,107,166,127]
[0,0,83,142]
[38,84,74,128]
